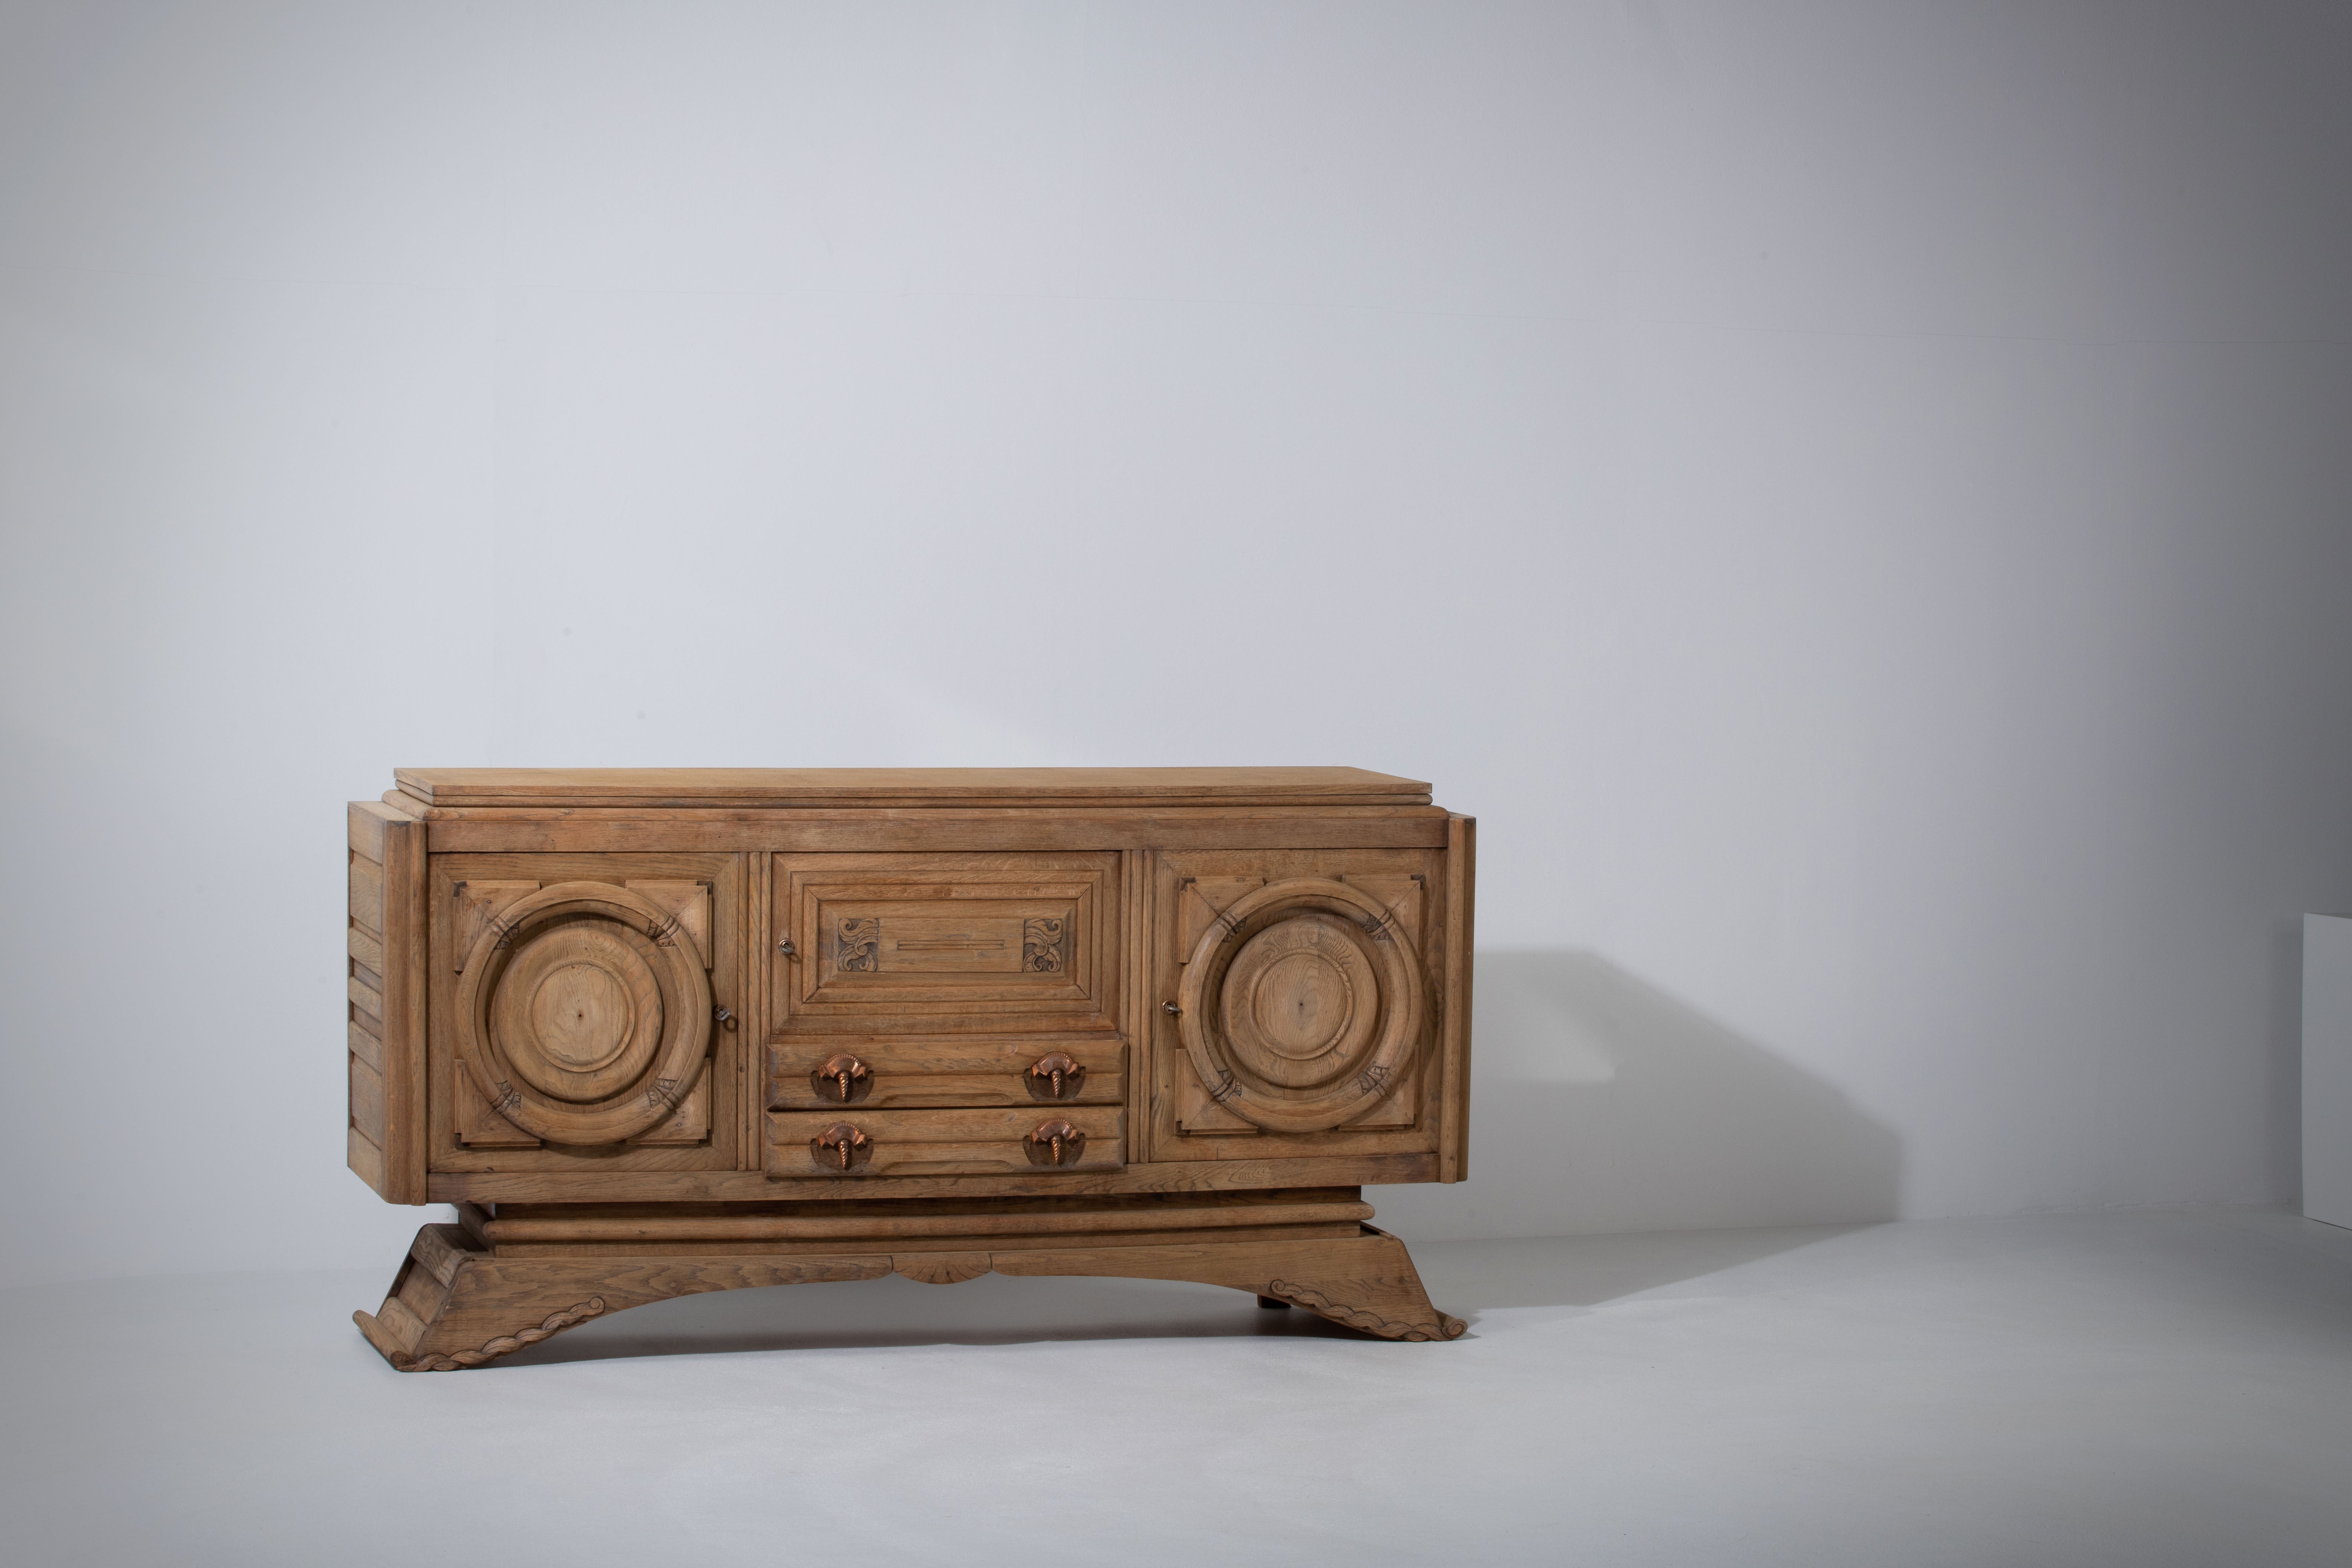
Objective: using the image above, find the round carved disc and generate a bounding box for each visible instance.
[534,963,631,1069]
[1176,877,1425,1134]
[488,920,665,1103]
[1220,913,1378,1089]
[454,882,710,1145]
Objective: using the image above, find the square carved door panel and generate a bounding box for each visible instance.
[770,853,1120,1032]
[1145,847,1448,1164]
[428,852,744,1173]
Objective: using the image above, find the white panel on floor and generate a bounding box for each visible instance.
[2307,914,2352,1230]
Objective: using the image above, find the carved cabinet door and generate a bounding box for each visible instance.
[429,854,743,1169]
[1147,848,1451,1164]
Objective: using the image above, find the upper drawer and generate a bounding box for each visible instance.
[771,852,1121,1032]
[770,1035,1124,1111]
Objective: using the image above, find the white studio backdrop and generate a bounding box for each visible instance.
[3,1,2350,1288]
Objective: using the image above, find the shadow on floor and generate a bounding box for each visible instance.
[498,1221,1886,1366]
[1378,950,1905,1241]
[1412,1222,1882,1311]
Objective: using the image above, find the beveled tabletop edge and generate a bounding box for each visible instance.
[392,766,1435,808]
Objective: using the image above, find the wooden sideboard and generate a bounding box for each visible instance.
[347,768,1474,1369]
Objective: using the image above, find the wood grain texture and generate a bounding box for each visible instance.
[1439,814,1476,1182]
[347,1017,383,1075]
[348,1124,384,1193]
[453,1061,542,1148]
[477,1193,1372,1244]
[394,767,1431,809]
[347,855,382,933]
[487,1221,1372,1259]
[1124,849,1152,1164]
[349,1052,386,1143]
[416,810,1452,856]
[427,1153,1439,1205]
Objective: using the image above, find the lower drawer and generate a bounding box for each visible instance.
[767,1106,1124,1178]
[769,1035,1122,1111]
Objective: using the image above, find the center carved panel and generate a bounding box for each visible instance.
[828,911,1072,975]
[773,852,1116,1029]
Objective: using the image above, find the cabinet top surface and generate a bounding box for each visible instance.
[391,766,1434,809]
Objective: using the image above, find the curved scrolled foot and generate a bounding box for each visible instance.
[992,1224,1465,1342]
[352,1210,1461,1368]
[353,1224,889,1371]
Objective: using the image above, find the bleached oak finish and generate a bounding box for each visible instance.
[346,768,1473,1366]
[395,767,1431,809]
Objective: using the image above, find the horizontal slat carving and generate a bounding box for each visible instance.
[349,800,427,1203]
[350,1053,386,1142]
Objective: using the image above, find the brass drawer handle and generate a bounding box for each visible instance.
[813,1121,871,1171]
[1025,1118,1084,1168]
[1027,1052,1083,1101]
[813,1053,872,1104]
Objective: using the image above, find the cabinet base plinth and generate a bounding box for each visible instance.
[353,1189,1464,1370]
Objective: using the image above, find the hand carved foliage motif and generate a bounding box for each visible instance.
[836,917,880,973]
[1022,916,1069,973]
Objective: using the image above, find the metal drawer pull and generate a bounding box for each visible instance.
[813,1053,872,1104]
[813,1121,871,1171]
[1025,1118,1084,1168]
[1027,1052,1083,1101]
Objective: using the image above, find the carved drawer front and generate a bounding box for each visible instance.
[772,853,1119,1031]
[770,1035,1123,1111]
[767,1106,1124,1178]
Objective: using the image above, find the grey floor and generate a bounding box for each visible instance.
[4,1206,2349,1567]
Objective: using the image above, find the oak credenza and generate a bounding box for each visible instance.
[347,768,1473,1369]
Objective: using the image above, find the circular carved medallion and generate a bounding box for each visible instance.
[455,881,710,1145]
[1177,878,1424,1133]
[1222,914,1378,1087]
[490,923,665,1103]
